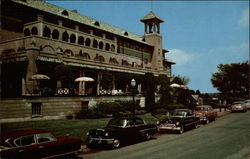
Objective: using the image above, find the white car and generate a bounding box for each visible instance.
[244,100,250,109]
[231,101,247,112]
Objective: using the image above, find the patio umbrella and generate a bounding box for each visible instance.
[180,85,189,89]
[170,83,181,88]
[31,74,50,80]
[74,77,94,82]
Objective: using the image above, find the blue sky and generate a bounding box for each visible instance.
[47,1,249,93]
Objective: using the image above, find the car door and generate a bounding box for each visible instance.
[35,132,63,157]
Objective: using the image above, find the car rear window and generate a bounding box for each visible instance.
[36,133,56,143]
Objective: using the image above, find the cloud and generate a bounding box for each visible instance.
[166,49,198,66]
[239,7,249,27]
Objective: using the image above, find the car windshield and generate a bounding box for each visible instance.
[107,119,126,127]
[172,110,187,117]
[195,107,208,111]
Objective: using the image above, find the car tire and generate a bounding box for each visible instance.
[144,132,151,140]
[206,118,209,124]
[194,123,199,129]
[113,139,121,148]
[179,126,184,134]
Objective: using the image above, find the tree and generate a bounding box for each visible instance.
[142,73,156,112]
[158,74,172,106]
[171,75,190,85]
[211,61,249,99]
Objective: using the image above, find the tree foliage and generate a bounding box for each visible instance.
[211,61,249,98]
[171,75,190,85]
[157,74,172,106]
[142,73,156,112]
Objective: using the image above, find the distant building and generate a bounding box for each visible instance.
[0,0,175,120]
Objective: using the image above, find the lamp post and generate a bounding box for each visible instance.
[131,79,136,117]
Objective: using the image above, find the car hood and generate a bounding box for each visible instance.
[161,116,183,124]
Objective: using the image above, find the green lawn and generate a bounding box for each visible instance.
[1,114,158,144]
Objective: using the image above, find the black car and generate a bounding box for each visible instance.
[158,109,200,134]
[86,117,158,148]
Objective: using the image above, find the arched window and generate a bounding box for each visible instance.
[78,36,84,45]
[64,49,73,56]
[105,43,110,51]
[83,53,90,59]
[94,21,100,27]
[62,31,69,42]
[85,38,91,47]
[31,27,38,35]
[124,32,128,36]
[99,41,104,50]
[93,39,98,48]
[111,44,115,52]
[43,26,51,38]
[79,50,83,56]
[99,56,105,62]
[70,34,76,43]
[62,10,69,16]
[52,30,59,40]
[24,28,30,36]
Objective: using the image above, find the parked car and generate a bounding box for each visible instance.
[194,105,217,124]
[243,99,250,109]
[231,101,247,112]
[158,109,200,134]
[0,129,82,159]
[86,117,158,148]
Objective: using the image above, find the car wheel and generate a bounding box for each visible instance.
[113,139,121,148]
[194,123,199,129]
[179,126,184,134]
[144,132,151,140]
[206,118,210,124]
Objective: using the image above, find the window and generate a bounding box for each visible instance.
[24,28,30,36]
[135,118,144,125]
[62,31,69,42]
[62,10,69,16]
[105,43,110,51]
[52,30,59,40]
[94,21,100,27]
[78,36,84,45]
[14,135,36,147]
[36,133,56,143]
[70,34,76,43]
[32,102,41,116]
[93,39,98,48]
[31,27,38,35]
[43,26,51,38]
[99,41,104,50]
[85,38,91,46]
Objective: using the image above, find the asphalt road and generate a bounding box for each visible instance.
[80,111,250,159]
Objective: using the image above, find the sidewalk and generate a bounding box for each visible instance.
[214,108,231,117]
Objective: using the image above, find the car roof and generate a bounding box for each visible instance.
[0,129,49,141]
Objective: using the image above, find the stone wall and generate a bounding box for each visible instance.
[0,96,145,122]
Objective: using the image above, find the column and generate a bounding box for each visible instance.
[96,72,102,95]
[78,70,85,95]
[37,15,44,37]
[25,50,39,95]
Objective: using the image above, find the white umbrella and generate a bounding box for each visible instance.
[31,74,50,80]
[180,85,189,89]
[75,77,94,82]
[170,83,181,88]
